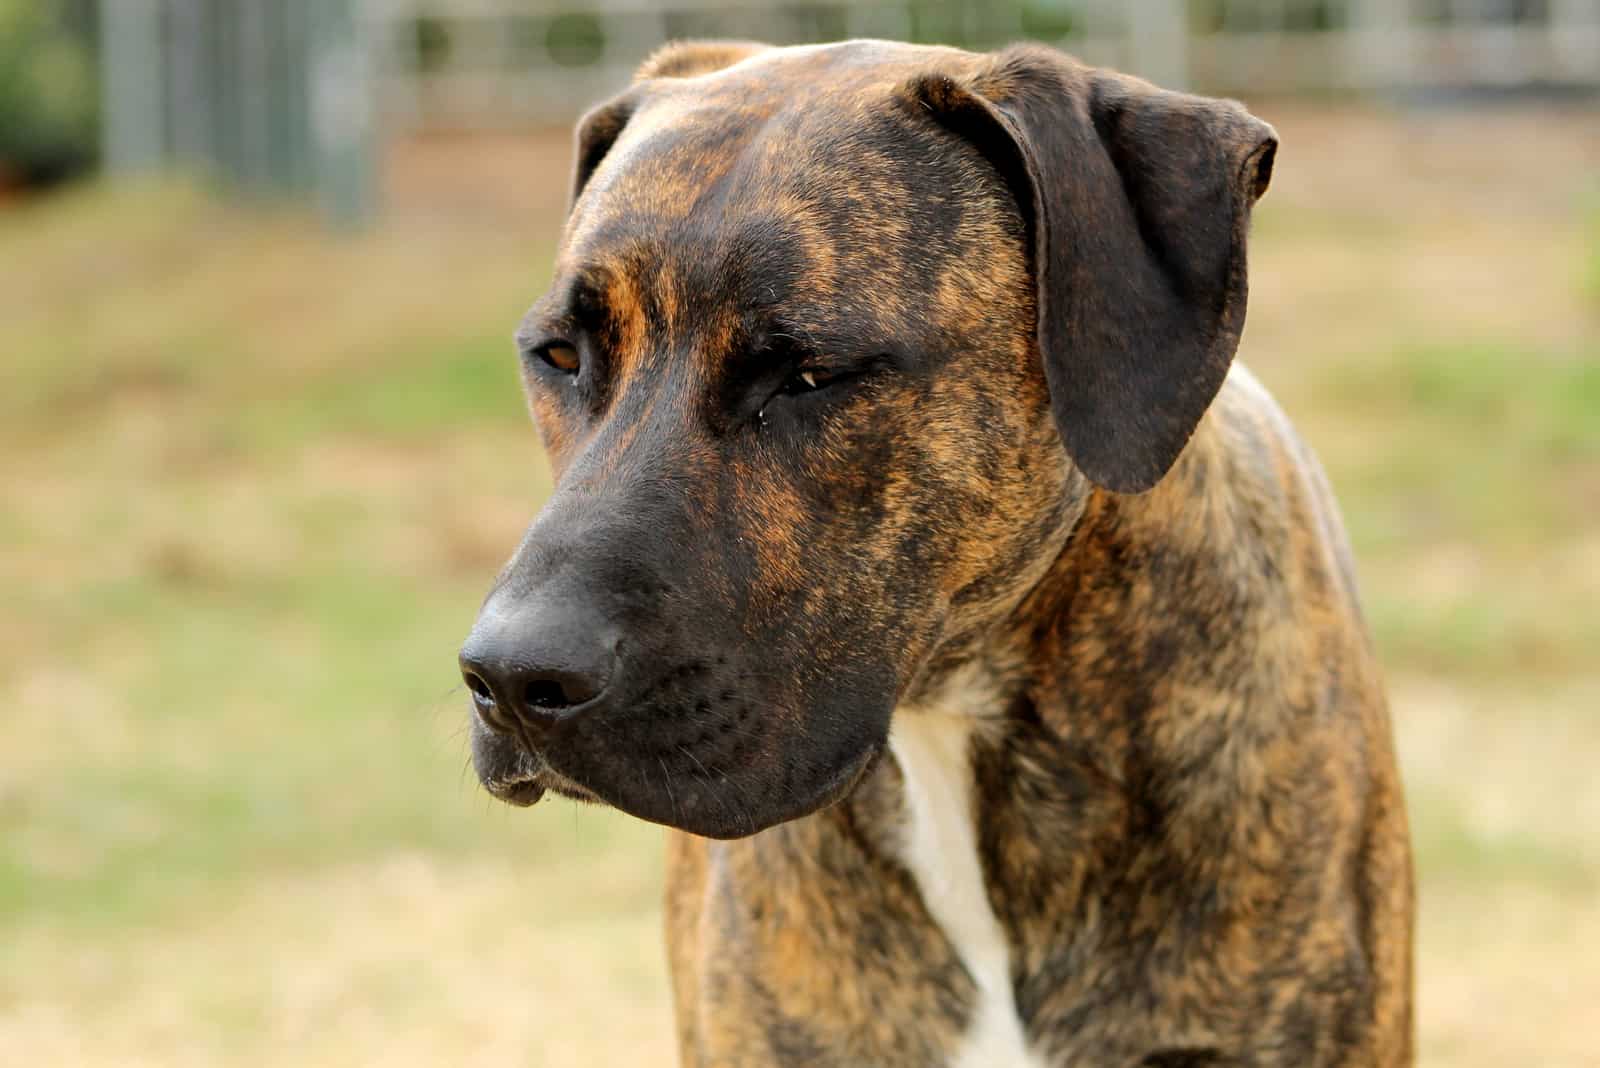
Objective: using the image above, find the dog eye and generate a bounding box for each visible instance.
[779,367,839,396]
[534,342,581,374]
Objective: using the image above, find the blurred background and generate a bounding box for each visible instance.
[2,1,1597,1064]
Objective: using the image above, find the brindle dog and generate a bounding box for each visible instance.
[459,39,1414,1068]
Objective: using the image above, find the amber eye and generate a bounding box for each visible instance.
[536,342,581,374]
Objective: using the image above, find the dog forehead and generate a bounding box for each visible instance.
[576,43,1001,233]
[554,42,1021,346]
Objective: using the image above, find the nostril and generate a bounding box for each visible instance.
[461,604,615,730]
[524,677,575,710]
[463,671,494,704]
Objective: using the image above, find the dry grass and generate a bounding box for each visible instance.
[2,104,1597,1065]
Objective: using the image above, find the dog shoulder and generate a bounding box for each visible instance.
[1212,363,1368,618]
[1107,360,1382,723]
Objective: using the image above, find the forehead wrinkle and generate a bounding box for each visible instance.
[561,47,1023,380]
[722,110,942,292]
[568,92,912,314]
[571,101,772,248]
[516,267,605,349]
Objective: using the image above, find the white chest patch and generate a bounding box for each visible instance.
[890,710,1046,1068]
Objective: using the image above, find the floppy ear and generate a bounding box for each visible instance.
[571,96,638,204]
[909,46,1277,493]
[572,40,772,204]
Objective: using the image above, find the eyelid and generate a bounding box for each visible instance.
[791,353,853,376]
[516,333,552,358]
[519,337,560,360]
[519,334,584,381]
[802,351,898,377]
[794,364,840,384]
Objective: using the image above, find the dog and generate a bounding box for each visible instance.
[459,39,1415,1067]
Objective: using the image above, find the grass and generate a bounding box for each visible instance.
[1585,195,1600,307]
[1299,339,1600,676]
[3,108,1599,1065]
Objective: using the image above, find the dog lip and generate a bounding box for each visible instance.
[537,771,605,804]
[481,749,604,808]
[483,775,546,807]
[473,718,550,806]
[810,740,884,813]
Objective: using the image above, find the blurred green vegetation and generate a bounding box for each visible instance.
[0,0,97,185]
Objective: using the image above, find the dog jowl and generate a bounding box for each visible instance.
[459,39,1413,1068]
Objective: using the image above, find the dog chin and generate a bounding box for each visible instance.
[605,740,885,840]
[473,713,884,837]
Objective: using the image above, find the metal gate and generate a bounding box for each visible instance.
[98,0,378,227]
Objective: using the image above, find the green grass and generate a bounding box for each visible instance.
[235,333,532,447]
[1583,194,1600,306]
[1285,339,1600,678]
[1311,340,1600,542]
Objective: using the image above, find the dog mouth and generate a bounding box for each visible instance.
[469,699,885,837]
[474,734,545,806]
[472,722,605,808]
[486,768,603,808]
[483,774,546,807]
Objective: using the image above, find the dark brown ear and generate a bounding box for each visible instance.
[571,95,638,204]
[909,46,1277,493]
[572,40,772,205]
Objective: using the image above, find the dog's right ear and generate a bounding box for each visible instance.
[905,47,1276,493]
[572,40,771,204]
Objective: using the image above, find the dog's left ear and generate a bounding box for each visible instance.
[571,95,639,204]
[572,40,772,205]
[908,46,1277,493]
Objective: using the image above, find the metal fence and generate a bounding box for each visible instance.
[98,0,1600,224]
[370,0,1600,130]
[98,0,377,227]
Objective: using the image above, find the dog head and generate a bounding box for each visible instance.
[459,41,1276,838]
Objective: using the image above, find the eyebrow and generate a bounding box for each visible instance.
[515,271,609,348]
[750,310,865,360]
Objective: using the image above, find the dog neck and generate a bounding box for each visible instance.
[864,403,1251,1067]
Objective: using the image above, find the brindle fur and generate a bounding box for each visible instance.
[465,38,1414,1067]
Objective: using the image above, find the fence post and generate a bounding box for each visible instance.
[100,0,168,173]
[234,0,273,191]
[1126,0,1190,90]
[309,0,378,229]
[269,0,315,197]
[1350,0,1414,91]
[1551,0,1600,81]
[164,0,216,167]
[99,0,377,227]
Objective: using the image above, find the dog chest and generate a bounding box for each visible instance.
[889,710,1047,1068]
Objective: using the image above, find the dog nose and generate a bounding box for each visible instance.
[459,602,616,736]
